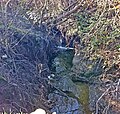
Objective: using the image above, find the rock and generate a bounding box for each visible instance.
[56,76,81,98]
[30,108,56,114]
[48,93,83,114]
[53,50,74,73]
[72,53,104,77]
[30,109,46,114]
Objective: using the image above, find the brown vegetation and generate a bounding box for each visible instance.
[0,0,120,113]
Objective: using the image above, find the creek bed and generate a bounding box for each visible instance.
[48,50,100,114]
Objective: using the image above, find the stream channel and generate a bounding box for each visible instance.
[48,49,99,114]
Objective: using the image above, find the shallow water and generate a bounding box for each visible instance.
[75,82,92,114]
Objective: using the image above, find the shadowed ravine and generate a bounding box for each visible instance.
[49,50,94,114]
